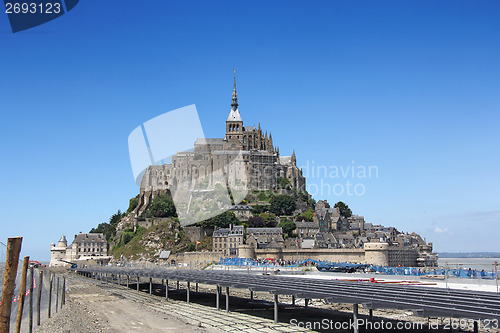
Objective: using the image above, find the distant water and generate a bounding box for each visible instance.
[438,257,500,273]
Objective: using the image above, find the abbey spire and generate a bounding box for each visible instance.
[268,132,274,152]
[226,70,243,123]
[231,69,238,111]
[226,70,243,137]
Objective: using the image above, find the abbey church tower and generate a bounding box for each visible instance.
[225,71,244,150]
[223,71,277,153]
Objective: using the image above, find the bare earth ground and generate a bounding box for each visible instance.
[33,276,222,333]
[32,272,497,333]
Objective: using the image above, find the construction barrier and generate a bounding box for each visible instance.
[218,257,498,279]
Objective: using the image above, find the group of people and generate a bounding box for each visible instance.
[249,258,302,266]
[220,257,318,267]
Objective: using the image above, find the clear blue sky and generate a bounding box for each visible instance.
[1,1,499,260]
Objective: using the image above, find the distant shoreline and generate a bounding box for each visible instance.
[438,252,500,259]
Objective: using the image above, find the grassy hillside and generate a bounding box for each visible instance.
[111,219,210,260]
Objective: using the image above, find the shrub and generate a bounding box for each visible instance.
[127,195,140,213]
[270,194,296,216]
[279,218,297,237]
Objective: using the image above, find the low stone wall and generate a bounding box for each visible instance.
[171,245,420,267]
[137,217,174,229]
[255,248,366,263]
[253,244,420,267]
[171,251,220,266]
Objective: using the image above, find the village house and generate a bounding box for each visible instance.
[213,225,244,257]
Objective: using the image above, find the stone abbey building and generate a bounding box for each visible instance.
[136,74,305,219]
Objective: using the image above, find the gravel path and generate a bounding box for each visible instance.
[33,274,222,333]
[33,294,108,333]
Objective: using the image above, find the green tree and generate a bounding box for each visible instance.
[149,194,177,218]
[257,191,273,202]
[198,211,239,228]
[250,205,268,215]
[121,230,135,245]
[248,216,265,227]
[279,218,296,237]
[270,194,296,216]
[90,223,115,241]
[299,208,314,222]
[259,213,277,227]
[334,201,352,218]
[90,210,122,241]
[109,210,122,227]
[278,177,291,189]
[127,195,140,213]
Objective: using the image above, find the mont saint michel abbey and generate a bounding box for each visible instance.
[139,74,305,203]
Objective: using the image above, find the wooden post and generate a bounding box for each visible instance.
[62,277,66,306]
[55,277,59,313]
[15,256,30,333]
[29,267,34,333]
[48,273,53,318]
[37,270,43,326]
[0,236,23,333]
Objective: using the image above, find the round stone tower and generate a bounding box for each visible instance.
[238,244,255,259]
[57,235,67,248]
[364,242,389,266]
